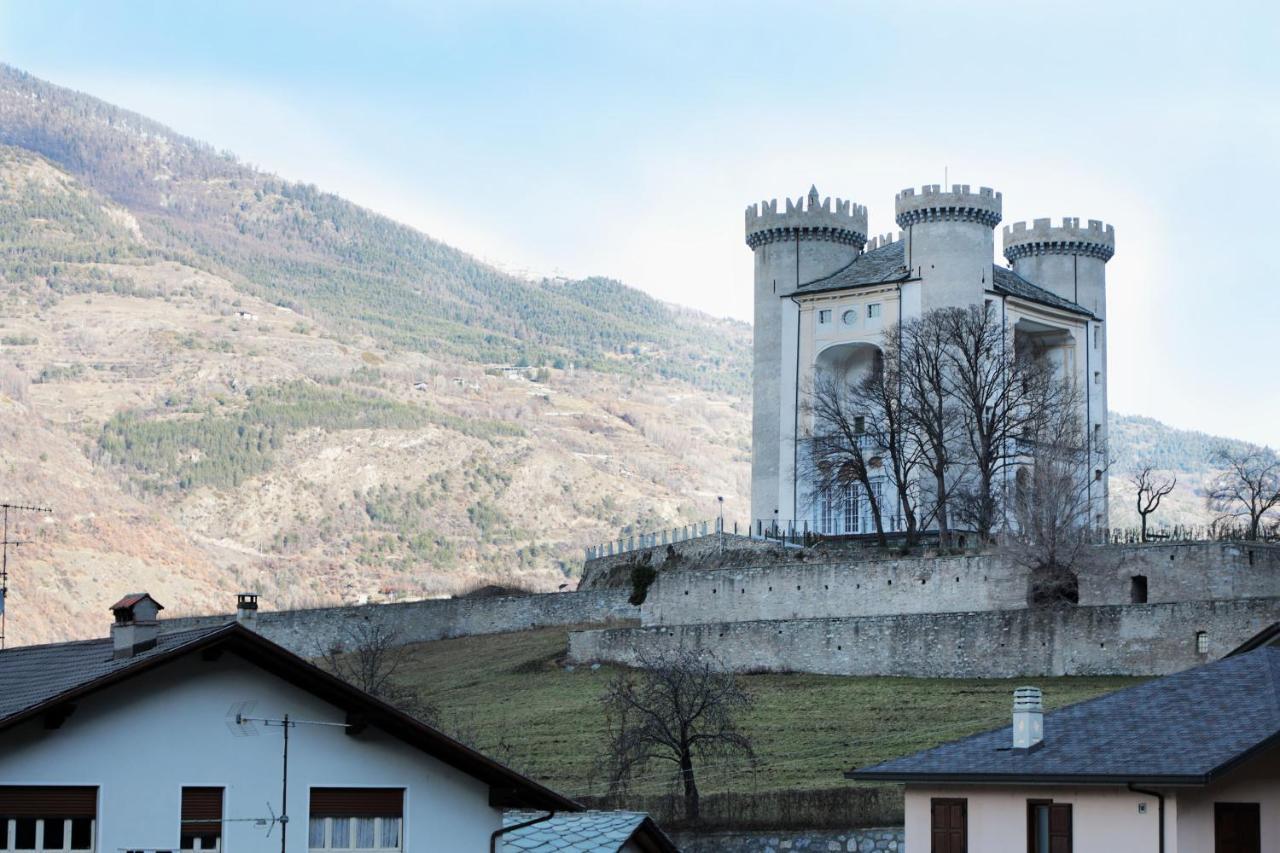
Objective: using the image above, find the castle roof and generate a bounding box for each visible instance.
[847,645,1280,786]
[795,241,1096,318]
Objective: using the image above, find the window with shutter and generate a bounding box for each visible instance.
[308,789,403,852]
[1027,801,1072,853]
[0,786,96,853]
[930,798,967,853]
[180,788,222,852]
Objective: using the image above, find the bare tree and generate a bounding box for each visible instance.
[942,303,1070,541]
[1131,466,1177,542]
[802,371,890,546]
[1206,446,1280,540]
[320,624,438,723]
[894,313,963,545]
[601,647,754,821]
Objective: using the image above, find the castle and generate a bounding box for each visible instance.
[747,183,1114,536]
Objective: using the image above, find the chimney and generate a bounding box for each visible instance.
[235,592,259,625]
[110,593,164,659]
[1012,686,1044,751]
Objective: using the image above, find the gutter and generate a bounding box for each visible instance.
[491,810,555,853]
[1128,785,1165,853]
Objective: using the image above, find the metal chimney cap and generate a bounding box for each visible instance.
[1013,686,1043,711]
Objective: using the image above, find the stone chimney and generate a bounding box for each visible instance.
[1012,686,1044,751]
[235,592,259,625]
[110,593,164,659]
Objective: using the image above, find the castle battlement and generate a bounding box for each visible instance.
[745,184,868,249]
[1002,217,1116,262]
[894,183,1002,228]
[863,231,903,252]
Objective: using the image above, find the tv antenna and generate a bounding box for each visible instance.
[1,502,52,650]
[227,701,351,853]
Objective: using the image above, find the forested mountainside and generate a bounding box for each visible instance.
[0,64,749,393]
[0,66,1251,646]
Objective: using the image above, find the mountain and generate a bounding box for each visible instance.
[0,66,1250,647]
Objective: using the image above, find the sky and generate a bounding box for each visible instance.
[1,0,1278,447]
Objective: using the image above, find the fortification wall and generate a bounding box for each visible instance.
[1078,542,1280,606]
[643,553,1025,625]
[579,534,787,589]
[571,598,1280,678]
[164,589,639,657]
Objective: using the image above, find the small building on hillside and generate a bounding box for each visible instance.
[0,593,648,852]
[849,643,1280,852]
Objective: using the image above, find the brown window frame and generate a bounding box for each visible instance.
[1026,799,1072,853]
[930,797,967,853]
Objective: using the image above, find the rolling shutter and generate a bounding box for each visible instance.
[309,789,403,818]
[0,787,96,818]
[181,787,223,835]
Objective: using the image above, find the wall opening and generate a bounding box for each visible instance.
[1196,631,1209,654]
[1130,575,1148,604]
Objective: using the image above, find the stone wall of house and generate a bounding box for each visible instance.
[672,828,903,852]
[570,598,1280,678]
[163,589,638,657]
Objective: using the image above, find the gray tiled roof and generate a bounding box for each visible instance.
[502,811,667,852]
[850,646,1280,784]
[797,242,1093,317]
[0,624,231,724]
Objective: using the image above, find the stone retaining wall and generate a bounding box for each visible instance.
[671,828,903,852]
[571,598,1280,678]
[164,589,638,657]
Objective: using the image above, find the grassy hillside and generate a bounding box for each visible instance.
[395,627,1140,824]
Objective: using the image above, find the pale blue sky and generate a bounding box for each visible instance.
[2,1,1278,446]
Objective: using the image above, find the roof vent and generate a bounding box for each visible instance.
[1012,686,1044,751]
[110,593,164,659]
[236,592,259,625]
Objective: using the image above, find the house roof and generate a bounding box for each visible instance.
[795,241,1094,318]
[502,811,678,853]
[848,646,1280,786]
[0,622,578,812]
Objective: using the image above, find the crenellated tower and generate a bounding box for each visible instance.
[745,185,867,525]
[895,184,1002,311]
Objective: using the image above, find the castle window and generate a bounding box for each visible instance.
[1094,371,1101,385]
[1093,326,1099,349]
[1196,631,1209,654]
[1095,469,1102,482]
[818,309,832,324]
[867,303,882,319]
[841,309,857,326]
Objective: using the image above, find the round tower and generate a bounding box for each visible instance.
[895,184,1002,311]
[745,185,867,526]
[1002,217,1115,319]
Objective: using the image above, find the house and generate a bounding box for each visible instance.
[501,811,677,852]
[0,593,601,852]
[848,645,1280,852]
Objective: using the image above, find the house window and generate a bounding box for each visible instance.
[931,798,967,853]
[309,789,403,852]
[1027,801,1071,853]
[818,309,832,324]
[1197,631,1209,654]
[1130,576,1148,604]
[867,303,882,319]
[181,787,222,851]
[0,786,96,853]
[1214,802,1260,853]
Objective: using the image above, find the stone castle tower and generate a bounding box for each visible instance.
[745,182,1114,535]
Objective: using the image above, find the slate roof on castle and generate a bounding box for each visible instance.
[848,645,1280,785]
[0,621,577,811]
[796,240,1095,318]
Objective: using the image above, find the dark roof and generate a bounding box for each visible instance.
[991,265,1094,318]
[796,241,1093,317]
[502,811,678,853]
[1228,622,1280,657]
[109,592,162,612]
[0,622,578,812]
[796,241,911,293]
[848,646,1280,786]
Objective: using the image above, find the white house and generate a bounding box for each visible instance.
[0,593,583,853]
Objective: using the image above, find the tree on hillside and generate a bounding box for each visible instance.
[320,624,438,723]
[1205,446,1280,540]
[600,647,754,821]
[1131,466,1177,542]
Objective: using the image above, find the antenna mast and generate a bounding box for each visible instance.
[1,502,52,650]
